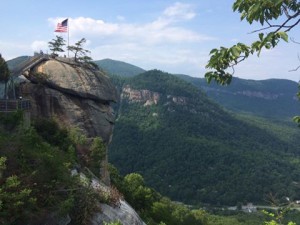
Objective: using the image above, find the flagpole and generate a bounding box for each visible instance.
[68,18,69,58]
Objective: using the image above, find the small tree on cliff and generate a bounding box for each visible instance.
[68,38,92,62]
[0,54,10,99]
[48,35,66,56]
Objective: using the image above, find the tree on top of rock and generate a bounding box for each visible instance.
[68,38,92,62]
[0,54,10,99]
[48,35,66,56]
[0,54,10,83]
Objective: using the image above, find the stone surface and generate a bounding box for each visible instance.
[92,200,146,225]
[20,58,117,143]
[27,58,118,102]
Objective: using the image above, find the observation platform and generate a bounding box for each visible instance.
[0,99,31,112]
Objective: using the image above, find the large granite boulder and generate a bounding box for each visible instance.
[20,57,117,143]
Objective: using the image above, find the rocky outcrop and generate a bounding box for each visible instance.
[72,170,146,225]
[20,57,117,143]
[121,85,189,106]
[16,57,146,225]
[93,200,146,225]
[121,85,160,105]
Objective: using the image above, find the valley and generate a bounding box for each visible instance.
[94,61,300,206]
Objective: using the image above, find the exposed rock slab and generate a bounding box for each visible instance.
[92,200,146,225]
[27,58,118,102]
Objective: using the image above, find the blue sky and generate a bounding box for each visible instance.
[1,0,300,81]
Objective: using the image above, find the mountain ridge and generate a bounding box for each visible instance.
[94,58,146,77]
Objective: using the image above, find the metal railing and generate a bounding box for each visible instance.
[0,99,31,112]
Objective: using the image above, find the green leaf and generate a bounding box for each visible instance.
[278,31,288,42]
[259,33,264,41]
[209,48,218,55]
[231,46,240,57]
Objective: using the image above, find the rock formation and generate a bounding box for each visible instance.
[16,56,145,225]
[20,57,118,143]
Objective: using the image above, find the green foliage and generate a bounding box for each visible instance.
[0,156,6,174]
[0,110,23,131]
[109,169,209,225]
[0,117,110,224]
[129,69,202,98]
[149,198,208,225]
[177,75,300,120]
[68,38,91,62]
[104,221,123,225]
[0,54,10,83]
[70,184,101,225]
[33,118,73,151]
[48,35,66,55]
[123,173,158,211]
[205,0,299,85]
[88,137,106,174]
[68,126,88,145]
[0,173,37,223]
[109,70,300,206]
[232,0,299,26]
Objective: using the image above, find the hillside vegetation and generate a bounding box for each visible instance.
[94,58,146,77]
[109,70,300,206]
[177,75,300,120]
[0,112,111,224]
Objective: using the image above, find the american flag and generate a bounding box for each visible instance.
[55,19,68,32]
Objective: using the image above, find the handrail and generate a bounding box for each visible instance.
[0,99,31,112]
[11,54,49,77]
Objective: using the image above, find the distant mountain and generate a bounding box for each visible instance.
[94,58,146,77]
[93,58,300,120]
[7,56,31,71]
[176,75,300,120]
[109,69,300,206]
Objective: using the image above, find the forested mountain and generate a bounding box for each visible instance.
[7,56,300,206]
[93,58,300,120]
[94,58,146,77]
[7,56,30,71]
[108,69,300,206]
[176,74,300,120]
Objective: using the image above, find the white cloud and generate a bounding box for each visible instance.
[48,2,213,46]
[0,41,30,60]
[163,2,196,21]
[45,3,216,77]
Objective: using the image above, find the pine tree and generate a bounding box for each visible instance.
[68,38,91,62]
[48,35,66,56]
[0,54,10,99]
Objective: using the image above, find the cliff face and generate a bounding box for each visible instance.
[121,85,188,107]
[21,58,117,143]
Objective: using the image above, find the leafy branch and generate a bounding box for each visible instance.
[205,0,300,85]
